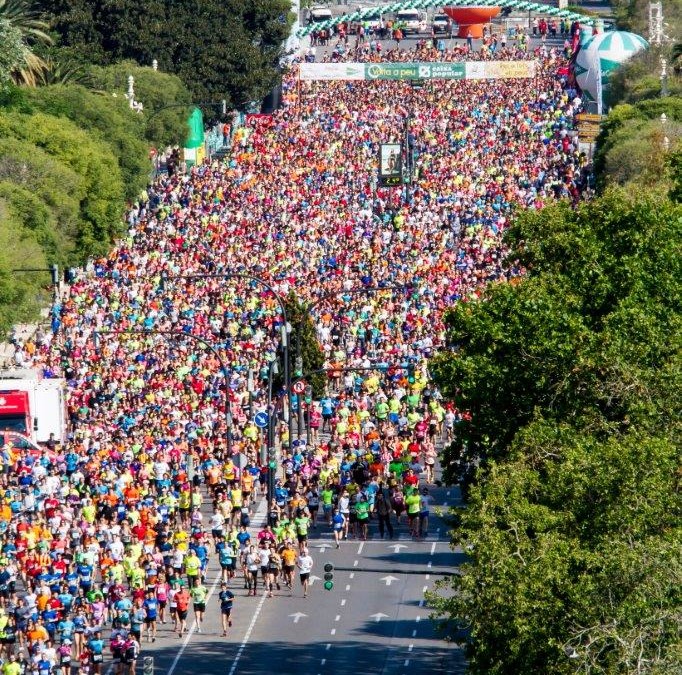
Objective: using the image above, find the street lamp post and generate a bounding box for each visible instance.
[93,328,234,460]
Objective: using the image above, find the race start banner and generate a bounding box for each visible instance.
[299,61,537,81]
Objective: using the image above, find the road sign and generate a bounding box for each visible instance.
[292,380,305,394]
[254,411,269,429]
[575,113,603,123]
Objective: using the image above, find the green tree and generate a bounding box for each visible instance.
[429,423,681,675]
[23,83,151,200]
[0,196,49,333]
[285,293,326,398]
[429,191,681,674]
[0,19,26,88]
[39,0,292,105]
[431,191,681,486]
[0,135,83,262]
[0,110,125,259]
[88,61,192,148]
[0,0,52,86]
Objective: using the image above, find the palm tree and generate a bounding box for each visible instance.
[0,0,52,86]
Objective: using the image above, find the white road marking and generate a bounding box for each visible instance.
[326,643,331,651]
[446,491,451,497]
[404,660,410,667]
[425,574,430,580]
[380,575,399,586]
[345,584,351,591]
[408,644,414,652]
[349,573,355,579]
[422,585,428,593]
[357,542,365,555]
[353,559,359,567]
[330,628,336,635]
[418,599,424,607]
[416,616,421,623]
[387,543,408,553]
[167,573,221,675]
[427,561,432,569]
[412,629,417,637]
[321,659,326,666]
[341,599,346,606]
[335,615,341,622]
[430,542,437,555]
[226,594,267,675]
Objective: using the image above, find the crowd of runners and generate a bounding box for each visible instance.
[2,38,589,674]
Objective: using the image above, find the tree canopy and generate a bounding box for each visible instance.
[37,0,293,105]
[429,189,681,674]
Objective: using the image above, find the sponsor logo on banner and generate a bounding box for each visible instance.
[299,63,365,81]
[299,61,536,81]
[482,61,538,79]
[365,63,420,80]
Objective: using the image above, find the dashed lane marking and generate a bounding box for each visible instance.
[227,594,267,675]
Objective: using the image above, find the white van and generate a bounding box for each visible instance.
[309,7,333,24]
[355,8,383,33]
[395,9,427,34]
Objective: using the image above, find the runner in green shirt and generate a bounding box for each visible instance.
[405,492,421,537]
[190,579,208,631]
[355,497,370,540]
[321,487,334,525]
[295,513,311,551]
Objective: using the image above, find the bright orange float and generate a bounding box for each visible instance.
[443,6,501,38]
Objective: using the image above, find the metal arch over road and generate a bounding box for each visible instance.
[296,0,599,37]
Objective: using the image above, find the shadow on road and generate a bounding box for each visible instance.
[144,637,466,675]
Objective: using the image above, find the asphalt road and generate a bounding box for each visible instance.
[128,478,464,675]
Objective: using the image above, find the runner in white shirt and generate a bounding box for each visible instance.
[297,549,314,598]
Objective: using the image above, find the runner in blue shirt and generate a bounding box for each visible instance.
[143,590,158,642]
[218,582,235,637]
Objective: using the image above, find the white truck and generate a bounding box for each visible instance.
[0,369,67,445]
[395,9,427,34]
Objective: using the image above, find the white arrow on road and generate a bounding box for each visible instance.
[308,575,321,586]
[369,613,389,623]
[387,544,408,553]
[380,575,399,586]
[289,612,308,624]
[315,543,332,553]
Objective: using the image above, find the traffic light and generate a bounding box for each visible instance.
[295,356,303,377]
[407,363,415,384]
[143,656,154,675]
[323,562,334,591]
